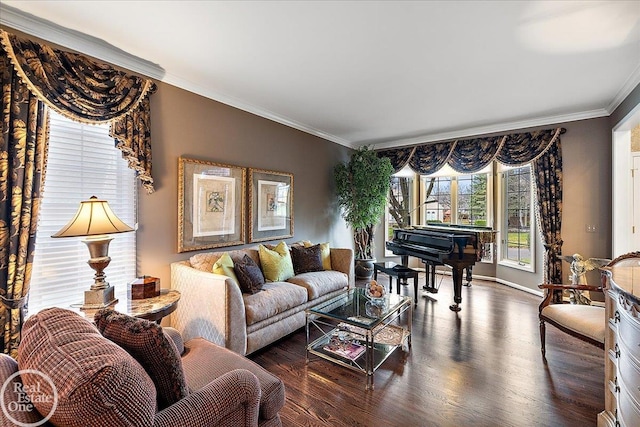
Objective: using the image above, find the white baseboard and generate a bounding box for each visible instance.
[420,269,543,297]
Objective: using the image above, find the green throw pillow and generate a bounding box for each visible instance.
[212,252,239,284]
[258,241,295,282]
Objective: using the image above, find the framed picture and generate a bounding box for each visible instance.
[178,157,245,252]
[249,168,293,242]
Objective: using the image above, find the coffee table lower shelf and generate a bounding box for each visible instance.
[306,326,407,389]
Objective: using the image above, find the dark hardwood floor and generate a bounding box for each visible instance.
[250,273,604,427]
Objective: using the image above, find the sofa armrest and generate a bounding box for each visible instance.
[171,261,248,354]
[329,248,354,288]
[154,369,261,427]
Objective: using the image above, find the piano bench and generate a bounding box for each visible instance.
[373,262,419,305]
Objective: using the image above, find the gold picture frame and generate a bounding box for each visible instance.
[178,156,246,252]
[248,168,293,242]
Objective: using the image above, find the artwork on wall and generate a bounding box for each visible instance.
[249,168,294,242]
[178,157,245,252]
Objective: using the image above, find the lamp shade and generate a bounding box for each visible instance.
[52,196,134,238]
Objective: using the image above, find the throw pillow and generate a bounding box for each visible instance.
[94,309,189,410]
[234,253,265,294]
[212,252,239,285]
[258,241,295,282]
[304,241,332,270]
[291,243,324,274]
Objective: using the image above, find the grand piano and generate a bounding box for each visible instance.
[386,224,497,311]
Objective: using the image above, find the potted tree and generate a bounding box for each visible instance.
[334,146,394,279]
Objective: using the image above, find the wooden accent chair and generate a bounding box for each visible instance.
[538,251,640,357]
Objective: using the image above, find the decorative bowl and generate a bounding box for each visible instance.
[365,284,386,306]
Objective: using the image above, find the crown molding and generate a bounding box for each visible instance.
[607,62,640,114]
[0,3,165,80]
[369,108,610,150]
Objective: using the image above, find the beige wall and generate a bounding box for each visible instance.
[138,82,353,288]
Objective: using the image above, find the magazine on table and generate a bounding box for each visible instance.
[323,338,366,360]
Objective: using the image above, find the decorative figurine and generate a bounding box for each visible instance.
[558,253,610,304]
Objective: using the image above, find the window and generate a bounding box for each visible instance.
[419,165,491,227]
[424,176,452,224]
[28,111,137,314]
[500,165,534,269]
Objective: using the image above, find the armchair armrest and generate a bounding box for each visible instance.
[154,369,261,427]
[171,261,248,354]
[538,283,602,292]
[538,283,603,311]
[329,248,354,288]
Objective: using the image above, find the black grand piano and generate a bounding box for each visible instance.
[386,224,496,311]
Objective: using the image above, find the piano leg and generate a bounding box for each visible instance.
[449,264,464,312]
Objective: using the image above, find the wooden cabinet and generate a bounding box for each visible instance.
[599,263,640,427]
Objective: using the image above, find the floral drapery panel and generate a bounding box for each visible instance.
[377,127,565,283]
[0,30,157,193]
[533,140,563,285]
[0,47,49,357]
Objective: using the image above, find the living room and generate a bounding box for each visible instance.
[1,2,639,427]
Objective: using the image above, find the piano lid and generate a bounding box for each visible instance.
[411,223,498,244]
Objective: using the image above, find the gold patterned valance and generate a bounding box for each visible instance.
[378,128,564,175]
[0,29,156,193]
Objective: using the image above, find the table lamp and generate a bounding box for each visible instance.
[52,196,134,309]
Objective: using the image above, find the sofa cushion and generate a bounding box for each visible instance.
[212,252,240,284]
[181,337,285,421]
[235,253,265,294]
[259,242,295,282]
[18,307,156,427]
[94,309,189,410]
[287,270,349,300]
[541,304,606,343]
[291,243,324,274]
[243,282,308,325]
[303,241,332,270]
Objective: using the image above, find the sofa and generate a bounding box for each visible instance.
[0,307,285,427]
[171,243,354,355]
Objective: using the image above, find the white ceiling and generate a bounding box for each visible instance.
[1,1,639,149]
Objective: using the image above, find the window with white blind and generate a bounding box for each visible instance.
[28,110,137,315]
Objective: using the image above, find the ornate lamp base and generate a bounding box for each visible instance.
[81,285,117,310]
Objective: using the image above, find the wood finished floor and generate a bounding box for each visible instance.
[250,273,604,427]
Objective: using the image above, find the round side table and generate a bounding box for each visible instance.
[76,289,180,323]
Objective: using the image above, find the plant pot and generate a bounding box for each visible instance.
[355,258,376,280]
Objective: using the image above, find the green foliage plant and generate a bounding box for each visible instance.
[334,146,394,260]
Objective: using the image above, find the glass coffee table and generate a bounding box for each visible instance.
[305,287,412,390]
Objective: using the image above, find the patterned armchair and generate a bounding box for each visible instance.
[0,307,285,427]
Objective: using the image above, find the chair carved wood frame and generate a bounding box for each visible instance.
[537,251,640,358]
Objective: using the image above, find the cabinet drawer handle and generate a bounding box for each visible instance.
[613,376,620,392]
[614,344,620,358]
[614,310,620,323]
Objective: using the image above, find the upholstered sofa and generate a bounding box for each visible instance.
[0,307,285,427]
[171,244,354,355]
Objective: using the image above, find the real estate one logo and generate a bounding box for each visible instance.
[1,369,58,427]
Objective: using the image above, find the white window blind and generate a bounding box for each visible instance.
[28,111,137,314]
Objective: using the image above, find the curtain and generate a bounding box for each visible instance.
[0,47,49,357]
[0,30,156,193]
[377,127,565,283]
[533,139,563,286]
